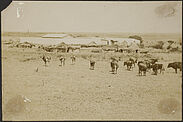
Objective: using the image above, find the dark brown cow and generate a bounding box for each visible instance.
[167,62,182,73]
[138,62,147,76]
[151,63,164,75]
[124,60,133,70]
[129,57,137,67]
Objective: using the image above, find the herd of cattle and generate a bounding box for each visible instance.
[40,55,182,76]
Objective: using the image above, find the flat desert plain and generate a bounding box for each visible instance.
[1,36,182,121]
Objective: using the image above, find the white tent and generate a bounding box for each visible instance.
[42,34,68,38]
[104,38,140,46]
[128,42,139,50]
[88,41,97,46]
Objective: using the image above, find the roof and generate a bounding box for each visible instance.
[128,43,139,49]
[42,34,68,38]
[88,41,97,46]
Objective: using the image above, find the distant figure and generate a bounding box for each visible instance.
[41,55,51,66]
[59,55,66,66]
[36,67,39,72]
[111,60,119,74]
[89,55,95,70]
[118,57,121,61]
[90,60,95,70]
[71,55,76,64]
[135,49,138,53]
[110,57,118,71]
[167,62,182,73]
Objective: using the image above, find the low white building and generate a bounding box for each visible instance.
[103,38,141,46]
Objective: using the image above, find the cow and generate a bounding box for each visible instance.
[70,55,76,64]
[151,63,165,75]
[167,62,182,73]
[41,55,51,66]
[124,60,133,70]
[110,60,119,74]
[90,60,95,70]
[59,56,66,66]
[110,57,118,70]
[149,58,158,64]
[138,62,147,76]
[139,60,152,72]
[129,57,137,67]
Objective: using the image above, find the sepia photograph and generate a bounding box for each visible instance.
[1,1,182,121]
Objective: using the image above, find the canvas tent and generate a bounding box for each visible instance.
[103,38,141,46]
[42,34,68,38]
[88,41,97,47]
[128,42,139,50]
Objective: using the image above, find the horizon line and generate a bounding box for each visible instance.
[2,31,182,35]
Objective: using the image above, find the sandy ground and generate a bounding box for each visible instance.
[2,44,182,121]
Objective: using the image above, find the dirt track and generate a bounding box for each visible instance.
[2,45,182,121]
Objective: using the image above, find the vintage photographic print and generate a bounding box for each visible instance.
[1,1,182,121]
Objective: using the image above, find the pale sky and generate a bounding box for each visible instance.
[1,1,182,33]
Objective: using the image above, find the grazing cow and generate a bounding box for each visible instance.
[124,60,133,70]
[41,55,51,66]
[138,62,147,76]
[129,57,137,67]
[167,62,182,73]
[59,56,66,66]
[90,60,95,70]
[71,55,76,64]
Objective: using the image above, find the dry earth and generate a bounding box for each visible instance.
[2,43,182,121]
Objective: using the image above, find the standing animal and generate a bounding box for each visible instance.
[70,55,76,64]
[59,56,66,66]
[90,60,95,70]
[140,60,152,71]
[138,62,147,76]
[110,57,118,71]
[41,55,51,66]
[111,60,119,74]
[129,57,137,67]
[124,60,133,70]
[151,63,164,75]
[149,58,158,64]
[167,62,182,73]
